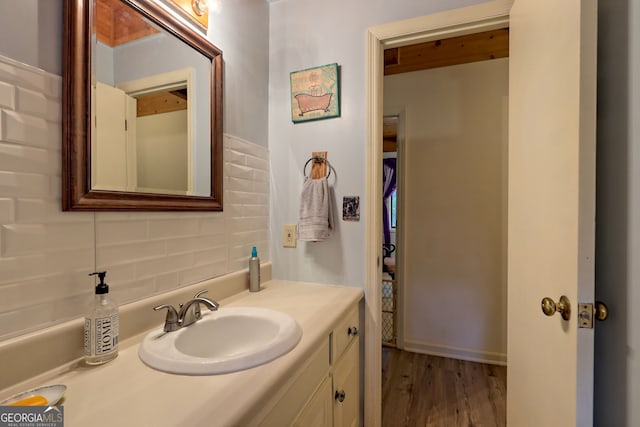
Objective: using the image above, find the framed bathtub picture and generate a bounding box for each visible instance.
[290,63,340,123]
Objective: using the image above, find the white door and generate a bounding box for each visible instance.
[507,0,597,425]
[94,82,136,192]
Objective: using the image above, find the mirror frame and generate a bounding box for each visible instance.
[62,0,223,211]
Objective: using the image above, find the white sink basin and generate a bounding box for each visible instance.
[138,307,303,375]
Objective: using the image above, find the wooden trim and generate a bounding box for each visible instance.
[383,116,397,152]
[402,339,508,365]
[365,26,384,427]
[384,28,509,76]
[136,91,188,117]
[365,2,512,425]
[63,0,224,211]
[383,139,397,152]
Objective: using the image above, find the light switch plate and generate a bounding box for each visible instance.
[283,224,297,248]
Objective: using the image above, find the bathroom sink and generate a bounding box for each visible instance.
[138,307,303,375]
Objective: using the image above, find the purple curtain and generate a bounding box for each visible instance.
[382,158,396,246]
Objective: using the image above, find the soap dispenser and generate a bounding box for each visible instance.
[84,271,119,365]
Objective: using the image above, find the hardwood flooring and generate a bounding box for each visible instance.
[381,348,507,427]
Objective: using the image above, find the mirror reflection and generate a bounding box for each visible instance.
[93,0,211,196]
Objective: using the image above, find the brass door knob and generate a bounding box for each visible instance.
[541,295,571,320]
[594,301,608,321]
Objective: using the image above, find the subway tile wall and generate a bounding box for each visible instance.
[0,55,270,341]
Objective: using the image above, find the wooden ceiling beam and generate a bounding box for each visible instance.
[384,28,509,76]
[136,91,187,117]
[383,116,398,153]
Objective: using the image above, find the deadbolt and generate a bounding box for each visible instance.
[541,295,571,320]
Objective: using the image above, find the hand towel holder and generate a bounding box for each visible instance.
[304,153,332,178]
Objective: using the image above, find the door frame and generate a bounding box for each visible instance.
[117,68,195,195]
[364,1,513,425]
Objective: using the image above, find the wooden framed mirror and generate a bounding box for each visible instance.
[62,0,223,211]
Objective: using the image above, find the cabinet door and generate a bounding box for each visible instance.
[333,341,359,427]
[293,377,333,427]
[332,307,359,364]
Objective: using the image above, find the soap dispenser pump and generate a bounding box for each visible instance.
[84,271,119,365]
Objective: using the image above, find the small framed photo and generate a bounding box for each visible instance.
[343,196,360,221]
[290,63,340,123]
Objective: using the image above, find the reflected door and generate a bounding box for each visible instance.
[93,82,136,192]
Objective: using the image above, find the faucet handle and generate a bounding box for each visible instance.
[154,304,179,332]
[192,290,208,319]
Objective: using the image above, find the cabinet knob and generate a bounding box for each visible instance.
[347,326,358,336]
[334,390,346,403]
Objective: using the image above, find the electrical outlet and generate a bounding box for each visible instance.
[283,224,297,248]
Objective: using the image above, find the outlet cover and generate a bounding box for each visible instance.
[283,224,297,248]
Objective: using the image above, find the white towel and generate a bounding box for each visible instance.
[298,176,333,242]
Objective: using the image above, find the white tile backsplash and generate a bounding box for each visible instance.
[95,220,150,245]
[0,81,14,109]
[2,222,94,256]
[146,218,200,239]
[0,198,14,223]
[0,143,57,177]
[16,87,61,122]
[15,198,83,223]
[0,170,52,198]
[2,110,59,147]
[0,56,270,341]
[0,60,59,97]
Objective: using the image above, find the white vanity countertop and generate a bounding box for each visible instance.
[37,280,363,427]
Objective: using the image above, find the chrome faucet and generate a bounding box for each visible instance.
[154,304,180,332]
[154,290,219,332]
[178,291,219,327]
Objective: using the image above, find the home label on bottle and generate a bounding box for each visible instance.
[95,314,119,355]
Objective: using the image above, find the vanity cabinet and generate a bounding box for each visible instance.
[17,280,364,427]
[259,305,360,427]
[293,306,360,427]
[332,339,359,427]
[292,377,333,427]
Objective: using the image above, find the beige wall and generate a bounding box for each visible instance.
[384,58,508,364]
[0,56,270,340]
[136,110,189,193]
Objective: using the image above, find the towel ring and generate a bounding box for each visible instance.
[303,156,332,178]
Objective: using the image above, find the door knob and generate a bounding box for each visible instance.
[541,295,571,320]
[594,301,608,321]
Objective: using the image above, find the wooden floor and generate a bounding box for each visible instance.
[381,348,507,427]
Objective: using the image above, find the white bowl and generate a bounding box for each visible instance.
[0,384,67,406]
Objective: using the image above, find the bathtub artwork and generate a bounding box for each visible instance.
[290,63,340,123]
